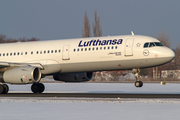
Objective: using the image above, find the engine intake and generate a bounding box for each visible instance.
[53,72,94,82]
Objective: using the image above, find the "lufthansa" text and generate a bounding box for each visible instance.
[78,39,123,47]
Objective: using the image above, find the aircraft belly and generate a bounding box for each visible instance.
[59,57,172,73]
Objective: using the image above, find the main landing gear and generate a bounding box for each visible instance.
[132,69,143,87]
[31,83,45,94]
[0,83,44,94]
[0,84,9,94]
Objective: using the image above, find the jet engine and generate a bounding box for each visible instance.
[53,72,94,82]
[1,66,41,84]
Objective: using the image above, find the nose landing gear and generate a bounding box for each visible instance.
[132,69,143,87]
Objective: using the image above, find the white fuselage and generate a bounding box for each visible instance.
[0,35,175,75]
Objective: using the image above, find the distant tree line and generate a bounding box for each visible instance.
[0,34,39,43]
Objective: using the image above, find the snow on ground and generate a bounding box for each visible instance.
[1,83,180,120]
[1,98,180,120]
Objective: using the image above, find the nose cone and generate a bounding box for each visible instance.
[163,47,175,62]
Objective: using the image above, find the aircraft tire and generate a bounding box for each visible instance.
[31,83,45,94]
[2,84,9,94]
[135,81,143,87]
[0,85,4,94]
[31,83,39,93]
[38,83,45,93]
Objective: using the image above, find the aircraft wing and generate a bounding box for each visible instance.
[0,62,44,69]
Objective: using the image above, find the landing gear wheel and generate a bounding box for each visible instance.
[0,84,9,94]
[31,83,45,94]
[135,81,143,87]
[38,83,45,93]
[132,69,143,88]
[0,85,4,94]
[2,84,9,94]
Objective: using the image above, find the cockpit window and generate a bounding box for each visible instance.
[143,42,163,48]
[144,43,149,48]
[154,42,163,46]
[149,42,155,47]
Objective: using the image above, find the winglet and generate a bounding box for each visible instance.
[131,31,134,35]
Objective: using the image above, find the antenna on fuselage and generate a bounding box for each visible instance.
[131,31,134,35]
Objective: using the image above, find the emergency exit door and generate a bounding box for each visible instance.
[125,38,134,56]
[62,45,70,60]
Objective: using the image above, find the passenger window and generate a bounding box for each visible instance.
[21,52,23,55]
[92,48,94,51]
[149,42,155,47]
[40,51,42,54]
[0,54,1,56]
[55,50,57,53]
[108,47,110,49]
[77,48,79,52]
[48,50,50,53]
[112,46,114,49]
[3,53,5,56]
[100,47,102,50]
[7,53,8,56]
[104,47,106,50]
[115,46,118,49]
[96,47,98,50]
[44,51,46,54]
[31,51,33,54]
[10,53,12,56]
[85,48,87,51]
[37,51,39,54]
[59,50,61,53]
[14,53,16,56]
[17,52,19,55]
[74,49,76,52]
[81,48,83,51]
[89,48,91,51]
[144,43,149,48]
[51,50,53,53]
[25,52,27,55]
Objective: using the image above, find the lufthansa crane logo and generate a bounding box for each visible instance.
[143,50,149,56]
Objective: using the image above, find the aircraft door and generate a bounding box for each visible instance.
[62,45,70,60]
[125,38,134,56]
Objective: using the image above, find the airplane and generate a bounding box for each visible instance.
[0,33,175,94]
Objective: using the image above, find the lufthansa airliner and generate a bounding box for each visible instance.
[0,33,175,94]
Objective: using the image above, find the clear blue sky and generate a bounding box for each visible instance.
[1,0,180,49]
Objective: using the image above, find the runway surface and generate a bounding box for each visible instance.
[2,83,180,98]
[1,93,180,98]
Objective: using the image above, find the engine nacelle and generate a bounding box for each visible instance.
[53,72,94,82]
[2,66,41,84]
